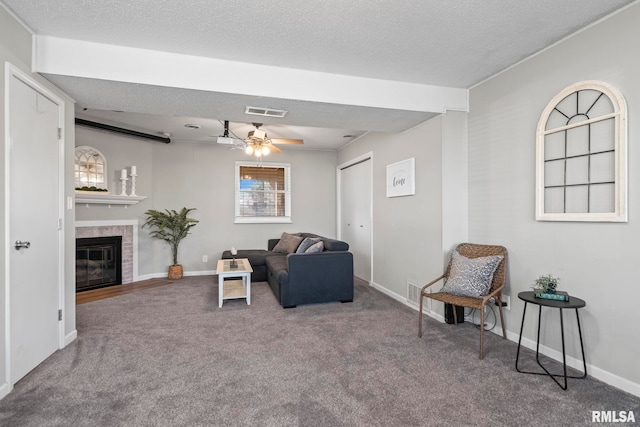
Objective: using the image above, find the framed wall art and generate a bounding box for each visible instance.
[386,158,415,198]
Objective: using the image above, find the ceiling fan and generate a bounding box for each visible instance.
[219,121,303,157]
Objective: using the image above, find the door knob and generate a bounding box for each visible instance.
[14,240,31,250]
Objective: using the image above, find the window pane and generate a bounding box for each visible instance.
[546,109,568,131]
[239,166,285,191]
[578,90,603,116]
[565,186,588,213]
[586,92,614,117]
[590,152,614,183]
[566,125,589,157]
[590,118,614,153]
[590,183,615,213]
[565,157,588,186]
[545,187,565,213]
[236,164,290,221]
[555,93,577,121]
[544,132,565,160]
[545,159,565,187]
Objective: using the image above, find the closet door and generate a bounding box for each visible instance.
[339,158,371,282]
[8,71,63,384]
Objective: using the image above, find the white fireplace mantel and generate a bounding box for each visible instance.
[75,192,147,207]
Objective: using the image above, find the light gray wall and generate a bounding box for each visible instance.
[75,127,339,276]
[337,116,449,309]
[1,5,76,392]
[469,4,640,392]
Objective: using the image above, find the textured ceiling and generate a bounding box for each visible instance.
[1,0,634,149]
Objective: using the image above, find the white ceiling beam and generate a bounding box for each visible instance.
[34,36,468,114]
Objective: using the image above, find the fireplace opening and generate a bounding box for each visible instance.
[76,236,122,292]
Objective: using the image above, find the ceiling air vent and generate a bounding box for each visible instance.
[245,106,288,118]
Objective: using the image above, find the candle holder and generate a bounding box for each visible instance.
[230,247,238,268]
[129,173,138,196]
[119,176,128,196]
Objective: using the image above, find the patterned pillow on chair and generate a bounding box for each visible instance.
[441,250,503,298]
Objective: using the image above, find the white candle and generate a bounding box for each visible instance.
[121,169,127,179]
[231,247,237,256]
[131,165,137,175]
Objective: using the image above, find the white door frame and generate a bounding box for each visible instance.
[337,152,373,284]
[4,62,66,388]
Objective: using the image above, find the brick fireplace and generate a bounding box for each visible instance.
[75,220,139,285]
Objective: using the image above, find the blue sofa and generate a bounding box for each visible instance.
[223,233,354,308]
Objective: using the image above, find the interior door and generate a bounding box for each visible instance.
[9,73,62,383]
[340,158,372,282]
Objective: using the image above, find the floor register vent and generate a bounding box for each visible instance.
[407,280,422,306]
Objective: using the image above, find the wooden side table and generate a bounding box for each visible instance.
[515,291,587,390]
[216,258,253,308]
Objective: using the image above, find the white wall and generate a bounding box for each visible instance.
[469,3,640,394]
[338,116,452,313]
[75,127,339,277]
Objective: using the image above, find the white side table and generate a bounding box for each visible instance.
[216,258,253,308]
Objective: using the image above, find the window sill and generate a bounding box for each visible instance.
[234,217,292,224]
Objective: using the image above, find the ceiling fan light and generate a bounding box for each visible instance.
[255,149,263,157]
[262,146,270,156]
[245,145,254,155]
[249,129,267,140]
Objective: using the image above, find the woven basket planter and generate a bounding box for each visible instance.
[168,264,183,280]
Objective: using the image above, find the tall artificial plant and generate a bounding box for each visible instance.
[143,207,199,266]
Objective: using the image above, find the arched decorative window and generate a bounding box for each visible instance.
[536,81,627,222]
[75,146,108,190]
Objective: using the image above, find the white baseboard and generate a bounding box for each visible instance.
[0,382,11,400]
[369,280,640,398]
[184,270,216,277]
[370,281,444,323]
[64,330,77,347]
[511,329,640,397]
[136,270,217,282]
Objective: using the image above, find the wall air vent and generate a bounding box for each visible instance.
[407,280,422,306]
[245,106,288,118]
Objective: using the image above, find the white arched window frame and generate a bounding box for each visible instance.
[536,81,627,222]
[75,145,108,190]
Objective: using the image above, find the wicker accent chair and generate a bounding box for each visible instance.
[418,243,508,359]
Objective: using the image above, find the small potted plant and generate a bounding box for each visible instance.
[532,274,559,293]
[143,207,198,279]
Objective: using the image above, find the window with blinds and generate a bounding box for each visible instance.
[235,162,292,223]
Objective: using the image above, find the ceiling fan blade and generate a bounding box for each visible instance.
[268,144,283,154]
[270,138,303,145]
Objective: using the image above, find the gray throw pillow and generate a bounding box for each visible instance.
[304,241,324,253]
[272,232,304,254]
[296,237,321,253]
[441,250,503,298]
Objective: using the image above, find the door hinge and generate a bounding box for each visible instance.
[58,309,62,321]
[58,218,63,230]
[58,128,62,139]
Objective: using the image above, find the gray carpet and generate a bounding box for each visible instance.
[0,276,638,426]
